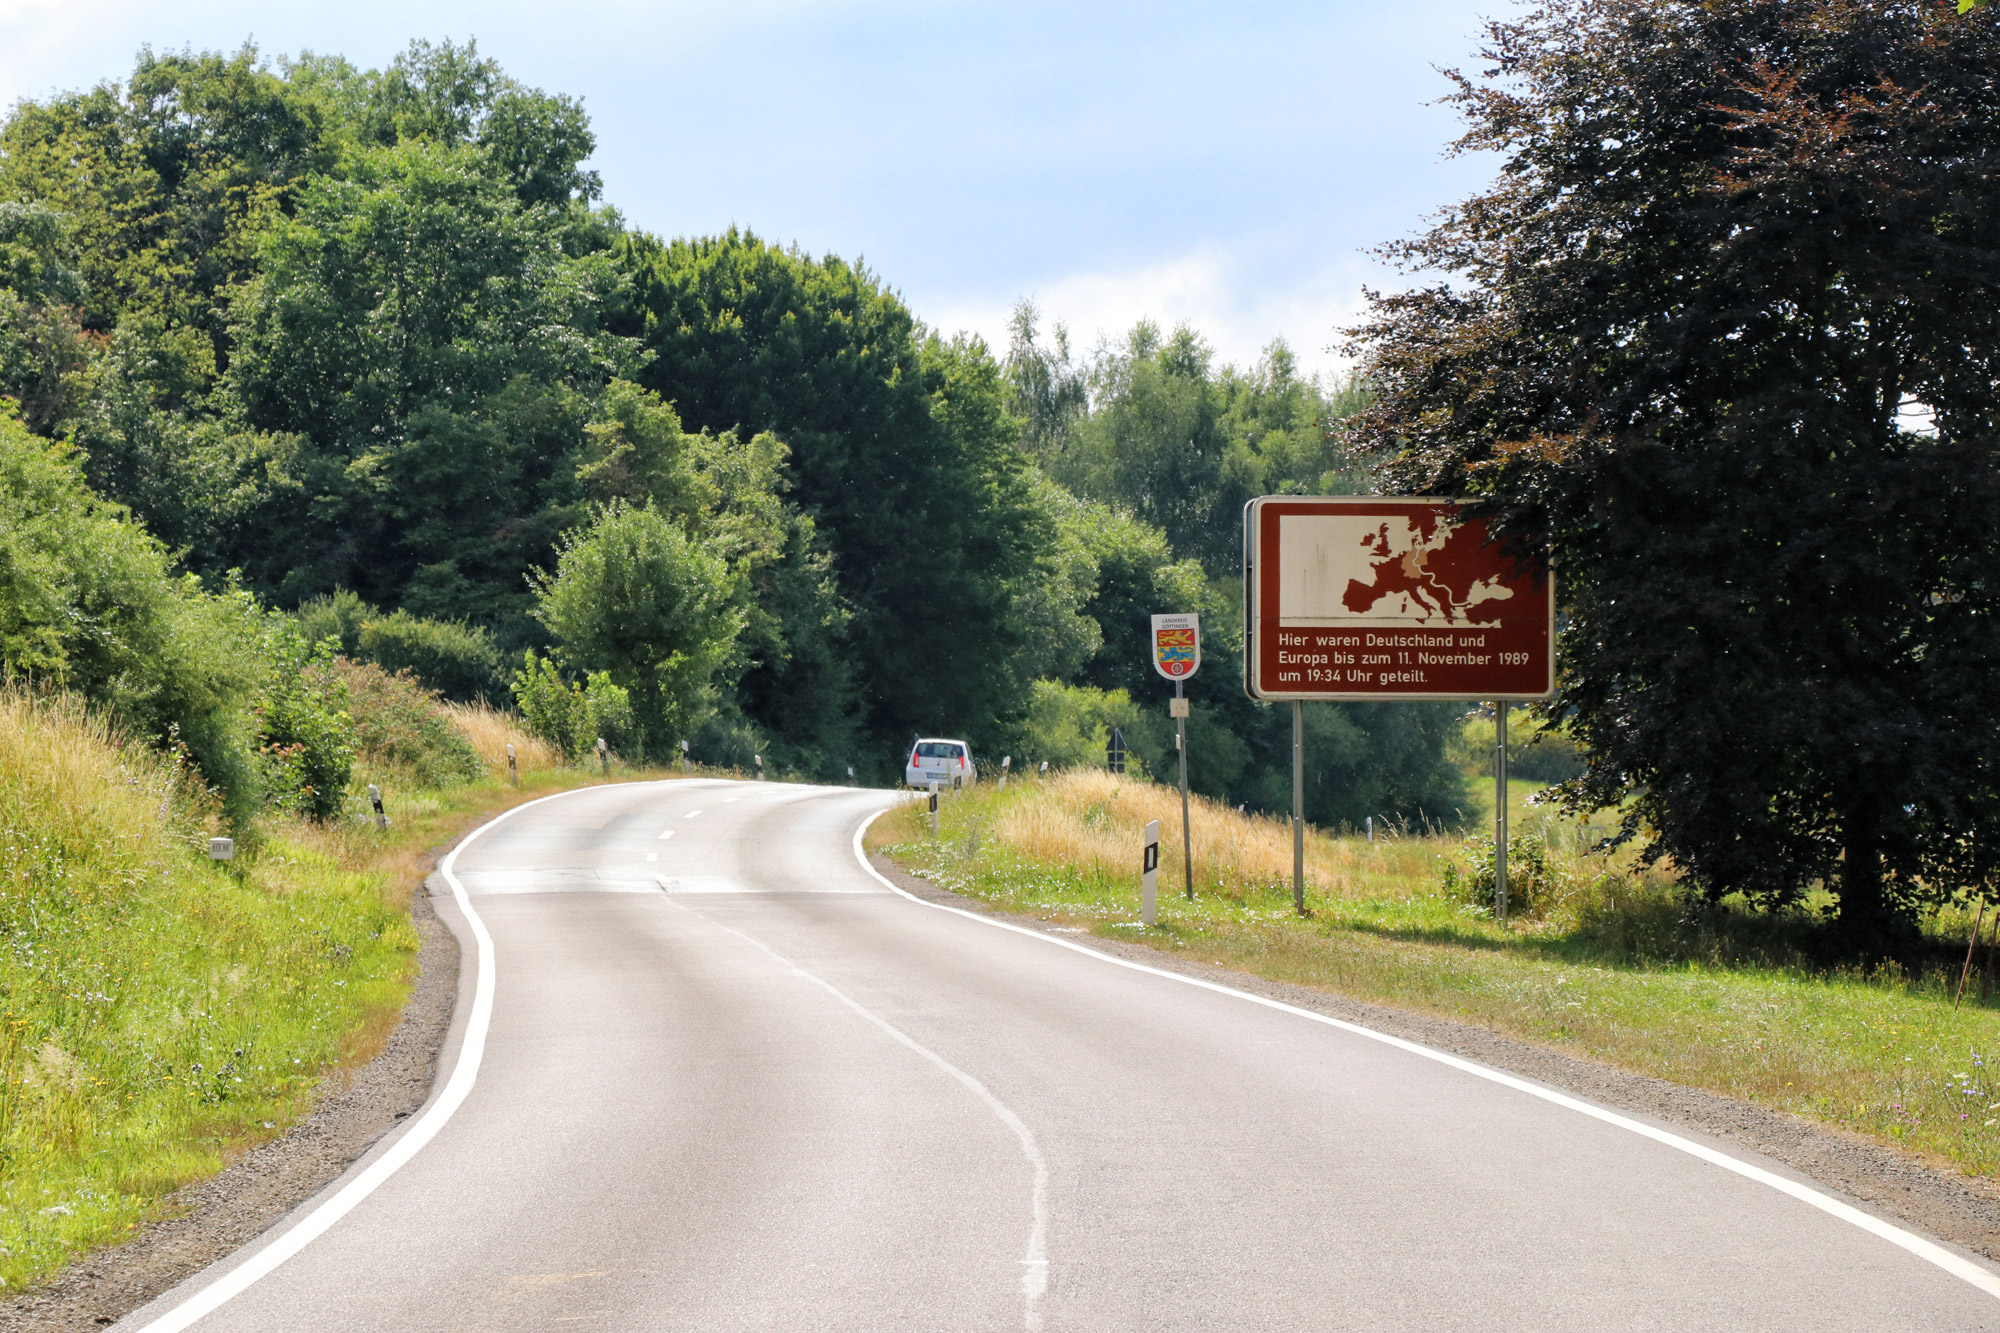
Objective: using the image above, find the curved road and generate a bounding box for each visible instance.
[117,779,2000,1330]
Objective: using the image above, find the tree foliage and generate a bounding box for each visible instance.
[1348,0,2000,947]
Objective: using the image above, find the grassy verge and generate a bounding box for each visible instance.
[0,690,675,1291]
[872,770,2000,1178]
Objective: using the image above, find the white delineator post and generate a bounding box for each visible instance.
[1000,755,1011,789]
[1142,819,1161,927]
[928,781,940,837]
[505,743,517,786]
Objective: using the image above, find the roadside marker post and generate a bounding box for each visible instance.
[755,754,764,780]
[596,737,608,775]
[928,781,940,837]
[1151,613,1201,902]
[505,743,517,787]
[1243,496,1554,921]
[1000,755,1011,789]
[367,783,389,830]
[680,739,690,774]
[1141,819,1161,927]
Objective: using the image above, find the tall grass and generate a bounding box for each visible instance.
[876,772,2000,1178]
[441,700,562,779]
[0,690,414,1288]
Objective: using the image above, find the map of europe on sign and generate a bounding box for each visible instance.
[1279,511,1515,627]
[1245,496,1552,701]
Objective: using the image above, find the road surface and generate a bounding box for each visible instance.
[118,778,2000,1330]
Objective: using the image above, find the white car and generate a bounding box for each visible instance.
[906,737,977,789]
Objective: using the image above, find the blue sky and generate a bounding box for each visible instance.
[0,0,1511,376]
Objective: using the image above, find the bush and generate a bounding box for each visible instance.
[510,650,639,763]
[357,609,505,703]
[1440,830,1560,917]
[1455,709,1586,784]
[254,618,353,821]
[0,408,261,820]
[334,658,484,789]
[1019,680,1152,777]
[292,589,370,657]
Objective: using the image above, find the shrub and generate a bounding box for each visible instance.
[357,609,505,703]
[292,589,370,658]
[1440,830,1561,917]
[254,618,353,820]
[1019,680,1153,777]
[510,650,638,762]
[333,658,484,789]
[0,408,261,819]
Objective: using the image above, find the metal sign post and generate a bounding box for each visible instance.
[1495,701,1510,922]
[1141,819,1160,927]
[1243,495,1554,923]
[1292,703,1305,914]
[1152,613,1201,902]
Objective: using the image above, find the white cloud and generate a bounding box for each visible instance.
[918,245,1390,382]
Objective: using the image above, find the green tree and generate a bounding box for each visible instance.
[227,137,635,615]
[621,229,1050,762]
[0,407,261,817]
[1348,0,2000,949]
[532,501,744,752]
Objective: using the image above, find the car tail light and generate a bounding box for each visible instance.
[959,756,966,769]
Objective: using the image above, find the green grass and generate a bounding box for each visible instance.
[0,689,666,1291]
[874,773,2000,1179]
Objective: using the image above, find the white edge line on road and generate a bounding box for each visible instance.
[133,783,660,1333]
[851,807,2000,1304]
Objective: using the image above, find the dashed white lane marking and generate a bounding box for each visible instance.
[849,809,2000,1306]
[722,796,740,803]
[657,830,674,840]
[665,897,1048,1331]
[683,810,703,819]
[645,853,658,862]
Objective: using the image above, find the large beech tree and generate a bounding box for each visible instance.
[1350,0,2000,948]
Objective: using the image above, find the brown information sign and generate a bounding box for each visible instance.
[1244,496,1553,702]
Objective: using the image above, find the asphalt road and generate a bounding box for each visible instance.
[120,779,2000,1331]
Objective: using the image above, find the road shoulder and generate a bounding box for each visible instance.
[0,884,459,1333]
[871,851,2000,1265]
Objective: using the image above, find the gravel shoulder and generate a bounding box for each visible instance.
[871,851,2000,1267]
[0,882,459,1333]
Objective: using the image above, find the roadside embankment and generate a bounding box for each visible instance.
[873,770,2000,1180]
[0,687,667,1297]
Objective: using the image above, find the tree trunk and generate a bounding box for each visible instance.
[1836,808,1894,958]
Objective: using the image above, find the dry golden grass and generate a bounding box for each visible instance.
[443,701,562,779]
[988,769,1445,902]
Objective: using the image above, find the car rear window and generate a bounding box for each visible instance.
[915,742,965,759]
